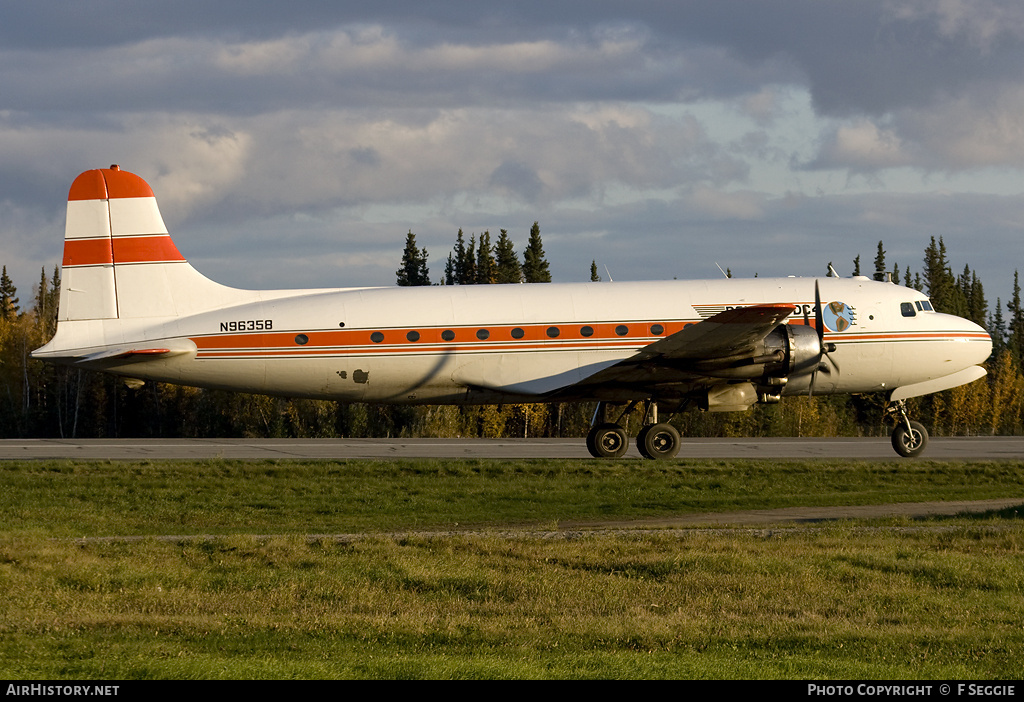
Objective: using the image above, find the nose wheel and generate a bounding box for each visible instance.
[886,400,929,458]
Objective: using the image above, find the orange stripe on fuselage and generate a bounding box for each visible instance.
[62,235,184,267]
[192,322,681,352]
[188,322,988,360]
[191,316,816,355]
[834,332,991,343]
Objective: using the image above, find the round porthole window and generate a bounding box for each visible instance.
[294,334,309,345]
[615,325,629,336]
[580,326,594,337]
[441,330,455,341]
[406,330,420,342]
[546,327,560,338]
[370,332,384,343]
[511,328,525,339]
[476,329,489,340]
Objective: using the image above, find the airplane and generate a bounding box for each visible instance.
[32,166,993,459]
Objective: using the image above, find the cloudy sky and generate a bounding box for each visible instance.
[2,0,1023,309]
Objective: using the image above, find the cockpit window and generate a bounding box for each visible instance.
[915,300,934,312]
[901,302,916,317]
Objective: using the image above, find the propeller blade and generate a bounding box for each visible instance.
[807,280,822,395]
[815,279,840,376]
[814,279,824,345]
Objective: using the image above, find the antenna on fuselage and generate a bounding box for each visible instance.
[715,262,729,278]
[828,263,840,278]
[604,265,614,282]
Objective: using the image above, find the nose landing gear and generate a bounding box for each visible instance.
[886,399,929,458]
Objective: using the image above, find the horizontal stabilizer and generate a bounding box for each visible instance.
[78,347,184,363]
[33,341,197,367]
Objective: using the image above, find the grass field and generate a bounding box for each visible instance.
[1,458,1023,679]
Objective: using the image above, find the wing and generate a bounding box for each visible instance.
[561,304,797,399]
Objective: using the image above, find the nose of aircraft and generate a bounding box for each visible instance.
[945,313,993,367]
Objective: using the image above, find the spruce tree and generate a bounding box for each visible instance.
[0,266,18,321]
[395,231,430,286]
[494,230,522,284]
[450,231,477,285]
[923,237,965,315]
[959,266,988,328]
[522,222,551,283]
[873,241,887,282]
[590,260,600,282]
[475,231,496,284]
[33,266,60,339]
[463,234,477,285]
[1008,271,1024,367]
[443,253,455,285]
[990,297,1007,357]
[35,267,48,319]
[48,266,60,331]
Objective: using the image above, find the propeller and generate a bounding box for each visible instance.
[808,279,840,395]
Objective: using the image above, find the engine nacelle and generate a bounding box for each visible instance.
[693,323,825,381]
[761,324,823,379]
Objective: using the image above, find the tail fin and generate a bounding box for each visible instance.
[60,165,239,321]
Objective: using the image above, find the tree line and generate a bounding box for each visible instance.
[2,231,1023,439]
[396,221,551,286]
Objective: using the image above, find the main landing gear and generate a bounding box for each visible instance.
[885,399,929,458]
[586,401,681,460]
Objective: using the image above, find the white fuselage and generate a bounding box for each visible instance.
[39,276,992,405]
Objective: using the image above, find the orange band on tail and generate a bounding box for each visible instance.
[68,168,156,201]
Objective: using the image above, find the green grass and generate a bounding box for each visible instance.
[2,458,1023,536]
[1,458,1023,679]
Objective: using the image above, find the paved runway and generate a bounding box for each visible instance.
[0,436,1021,460]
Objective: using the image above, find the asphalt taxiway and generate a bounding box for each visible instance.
[0,436,1021,460]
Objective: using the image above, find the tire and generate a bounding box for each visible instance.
[891,421,928,458]
[587,423,628,459]
[638,422,681,460]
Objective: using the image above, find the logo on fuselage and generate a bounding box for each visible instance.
[822,301,856,332]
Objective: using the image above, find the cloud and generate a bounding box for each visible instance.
[808,85,1024,174]
[888,0,1024,51]
[0,24,680,114]
[489,161,545,203]
[810,120,911,172]
[2,0,1023,307]
[683,187,765,221]
[129,105,739,219]
[894,87,1024,169]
